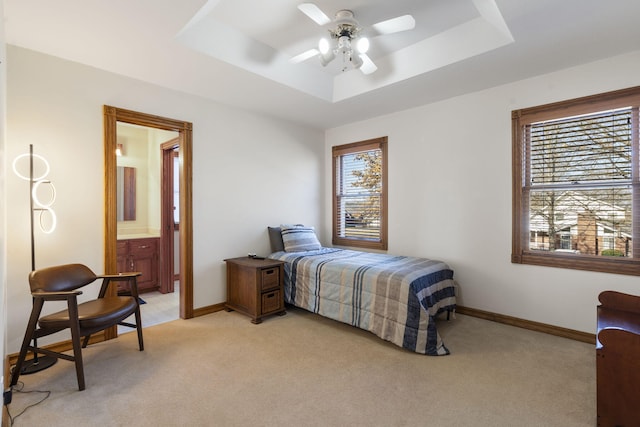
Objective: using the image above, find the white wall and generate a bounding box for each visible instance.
[325,50,640,334]
[5,46,324,352]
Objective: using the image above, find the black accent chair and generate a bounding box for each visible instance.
[10,264,144,390]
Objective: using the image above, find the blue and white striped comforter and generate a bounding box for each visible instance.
[269,248,457,355]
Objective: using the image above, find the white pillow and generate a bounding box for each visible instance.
[281,226,321,252]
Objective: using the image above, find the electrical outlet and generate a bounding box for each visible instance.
[3,388,12,405]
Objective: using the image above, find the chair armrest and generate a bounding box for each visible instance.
[32,290,82,301]
[97,273,142,298]
[97,272,142,280]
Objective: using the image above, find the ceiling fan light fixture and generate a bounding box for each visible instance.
[295,3,414,75]
[318,37,331,54]
[356,37,369,54]
[336,35,350,52]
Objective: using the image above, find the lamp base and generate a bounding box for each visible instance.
[20,355,57,375]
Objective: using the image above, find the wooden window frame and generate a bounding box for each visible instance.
[512,86,640,276]
[332,137,388,250]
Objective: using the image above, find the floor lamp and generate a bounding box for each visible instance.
[12,144,58,374]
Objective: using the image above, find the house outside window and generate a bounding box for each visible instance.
[512,86,640,275]
[560,231,571,250]
[332,137,388,250]
[603,233,615,251]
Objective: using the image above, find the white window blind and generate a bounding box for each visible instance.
[336,149,382,241]
[525,108,633,256]
[528,109,632,185]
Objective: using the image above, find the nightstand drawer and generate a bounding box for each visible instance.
[261,267,280,290]
[262,289,282,314]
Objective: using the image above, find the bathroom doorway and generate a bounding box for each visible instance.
[104,105,194,339]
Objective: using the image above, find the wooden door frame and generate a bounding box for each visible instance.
[160,139,179,294]
[104,106,194,340]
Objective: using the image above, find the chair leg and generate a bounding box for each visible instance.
[128,275,144,351]
[134,303,144,351]
[10,299,45,387]
[67,297,86,391]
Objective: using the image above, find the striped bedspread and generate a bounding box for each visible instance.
[268,248,457,355]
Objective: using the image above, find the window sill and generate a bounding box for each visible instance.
[512,251,640,276]
[333,237,387,251]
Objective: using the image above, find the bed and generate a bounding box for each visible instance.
[267,226,457,355]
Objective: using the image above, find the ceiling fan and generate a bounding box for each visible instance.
[290,3,416,75]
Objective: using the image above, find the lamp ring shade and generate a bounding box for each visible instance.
[32,180,56,208]
[12,152,51,181]
[37,207,57,234]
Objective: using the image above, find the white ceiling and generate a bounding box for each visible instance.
[176,0,514,102]
[4,0,640,130]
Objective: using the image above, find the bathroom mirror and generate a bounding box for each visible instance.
[116,166,136,221]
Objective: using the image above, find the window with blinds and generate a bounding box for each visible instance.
[332,137,388,250]
[527,109,633,256]
[512,86,640,276]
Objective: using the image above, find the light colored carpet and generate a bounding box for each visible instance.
[8,309,595,426]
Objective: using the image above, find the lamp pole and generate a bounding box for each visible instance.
[30,144,35,271]
[20,144,57,374]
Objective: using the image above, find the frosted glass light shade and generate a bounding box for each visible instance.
[318,38,330,54]
[357,37,370,54]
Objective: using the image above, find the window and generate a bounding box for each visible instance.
[332,137,388,250]
[512,86,640,275]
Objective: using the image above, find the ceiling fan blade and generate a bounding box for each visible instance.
[359,54,377,75]
[290,48,319,64]
[370,14,415,36]
[298,3,331,26]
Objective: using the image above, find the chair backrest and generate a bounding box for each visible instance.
[599,290,640,314]
[29,263,97,293]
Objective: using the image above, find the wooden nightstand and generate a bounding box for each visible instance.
[224,257,286,324]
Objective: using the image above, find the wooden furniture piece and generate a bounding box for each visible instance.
[10,264,144,391]
[596,290,640,426]
[224,257,286,324]
[117,237,160,293]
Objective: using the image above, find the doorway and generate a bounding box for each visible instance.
[161,138,180,292]
[104,106,194,339]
